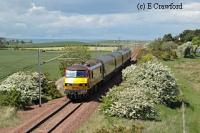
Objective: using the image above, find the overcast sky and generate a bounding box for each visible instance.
[0,0,199,40]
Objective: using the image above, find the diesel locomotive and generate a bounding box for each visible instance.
[64,48,132,99]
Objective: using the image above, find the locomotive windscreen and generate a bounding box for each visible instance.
[66,70,88,78]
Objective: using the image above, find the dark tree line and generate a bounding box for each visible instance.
[0,37,6,48]
[178,29,200,42]
[0,37,33,48]
[161,29,200,44]
[149,29,200,60]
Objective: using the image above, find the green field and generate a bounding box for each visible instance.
[78,56,200,133]
[0,50,109,81]
[6,40,145,48]
[7,41,88,48]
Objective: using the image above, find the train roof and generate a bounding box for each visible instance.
[117,48,131,54]
[67,64,88,71]
[84,59,101,67]
[96,55,114,63]
[66,48,131,70]
[109,51,122,57]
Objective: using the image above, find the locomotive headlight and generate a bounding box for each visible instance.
[65,78,88,84]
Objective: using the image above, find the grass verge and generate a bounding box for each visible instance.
[0,106,20,128]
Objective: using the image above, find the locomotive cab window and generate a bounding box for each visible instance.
[66,70,88,78]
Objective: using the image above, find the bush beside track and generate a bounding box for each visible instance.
[0,71,61,109]
[101,61,181,120]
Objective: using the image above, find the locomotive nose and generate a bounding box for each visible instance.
[64,77,89,91]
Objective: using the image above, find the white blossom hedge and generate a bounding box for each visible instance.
[101,61,180,120]
[101,86,157,119]
[122,61,179,104]
[0,71,61,108]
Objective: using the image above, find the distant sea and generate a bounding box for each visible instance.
[30,39,100,43]
[7,38,148,44]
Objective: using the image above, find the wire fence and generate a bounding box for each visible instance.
[179,89,186,133]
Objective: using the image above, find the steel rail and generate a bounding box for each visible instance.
[25,100,72,133]
[48,102,83,133]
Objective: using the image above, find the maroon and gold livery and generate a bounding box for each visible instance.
[64,48,131,99]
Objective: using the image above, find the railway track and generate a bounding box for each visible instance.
[25,100,83,133]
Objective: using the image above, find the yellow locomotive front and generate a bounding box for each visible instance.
[64,65,90,98]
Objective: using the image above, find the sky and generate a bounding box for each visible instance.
[0,0,199,40]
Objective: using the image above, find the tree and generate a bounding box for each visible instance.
[21,40,25,44]
[161,41,178,59]
[192,37,200,46]
[161,41,178,51]
[149,39,162,51]
[179,30,194,42]
[178,29,200,42]
[163,34,173,42]
[0,37,6,48]
[192,36,200,54]
[59,45,91,76]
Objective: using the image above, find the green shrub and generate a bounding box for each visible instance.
[171,50,178,59]
[161,52,171,61]
[0,71,62,108]
[151,51,165,60]
[177,42,194,58]
[42,81,62,100]
[161,41,178,51]
[139,53,154,63]
[0,89,26,108]
[149,40,178,60]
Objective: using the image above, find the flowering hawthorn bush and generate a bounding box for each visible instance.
[122,62,179,104]
[0,71,61,108]
[102,86,157,119]
[101,61,179,120]
[0,72,45,106]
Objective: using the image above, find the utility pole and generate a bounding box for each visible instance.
[38,49,42,107]
[182,102,186,133]
[37,50,77,107]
